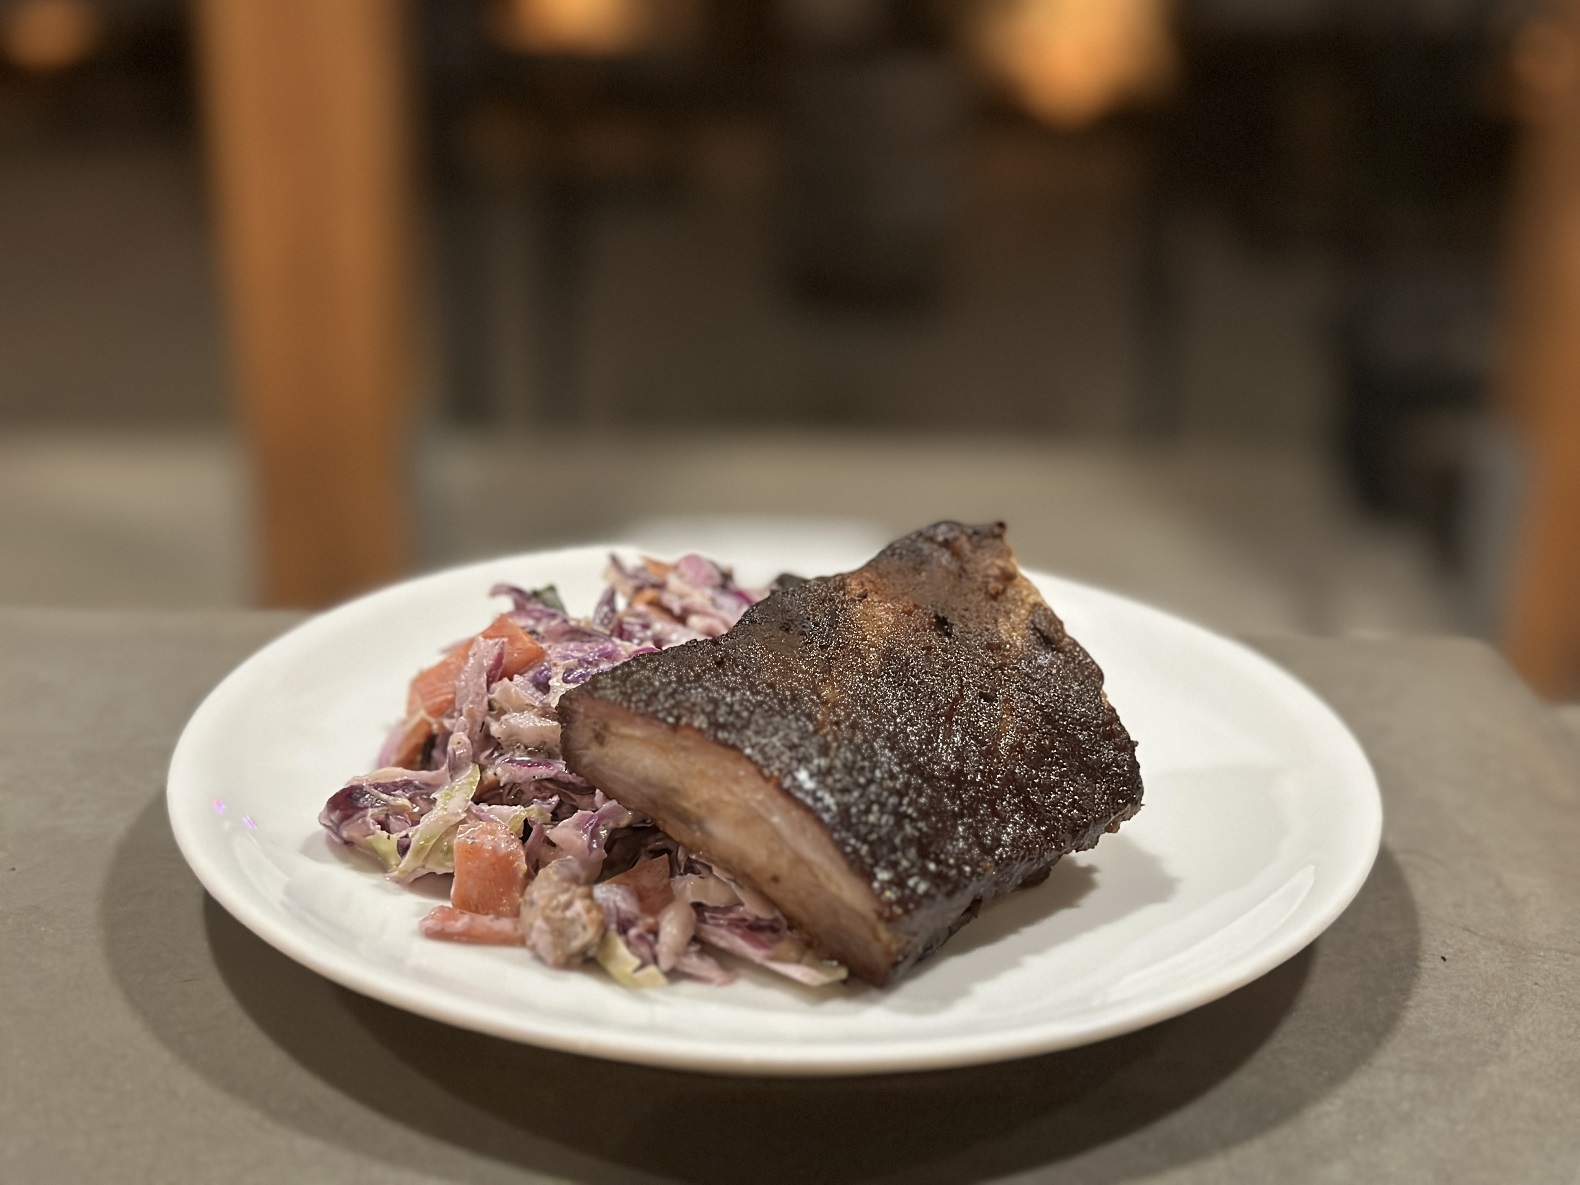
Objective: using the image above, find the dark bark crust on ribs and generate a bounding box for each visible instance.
[560,522,1143,984]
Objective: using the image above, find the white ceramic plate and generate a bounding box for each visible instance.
[167,544,1381,1076]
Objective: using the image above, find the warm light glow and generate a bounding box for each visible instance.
[1,0,101,75]
[975,0,1176,129]
[1509,18,1580,120]
[488,0,654,58]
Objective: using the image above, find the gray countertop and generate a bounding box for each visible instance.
[2,609,1578,1184]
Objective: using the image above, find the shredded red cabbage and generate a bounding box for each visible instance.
[320,554,848,988]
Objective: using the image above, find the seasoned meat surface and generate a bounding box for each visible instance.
[559,521,1143,985]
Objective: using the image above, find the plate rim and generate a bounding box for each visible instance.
[166,544,1383,1077]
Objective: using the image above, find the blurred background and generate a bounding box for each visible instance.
[3,0,1579,693]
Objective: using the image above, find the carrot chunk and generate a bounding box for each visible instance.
[451,817,528,917]
[420,905,525,945]
[481,614,545,680]
[404,615,546,720]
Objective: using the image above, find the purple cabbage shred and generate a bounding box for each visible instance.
[321,553,848,988]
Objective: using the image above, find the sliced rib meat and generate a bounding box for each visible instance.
[559,521,1143,986]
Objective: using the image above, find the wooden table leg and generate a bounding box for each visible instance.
[195,0,416,607]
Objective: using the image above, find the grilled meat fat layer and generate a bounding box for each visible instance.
[559,521,1143,985]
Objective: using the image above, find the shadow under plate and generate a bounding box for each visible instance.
[102,793,1420,1184]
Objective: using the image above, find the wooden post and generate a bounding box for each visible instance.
[1498,4,1580,696]
[195,0,416,607]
